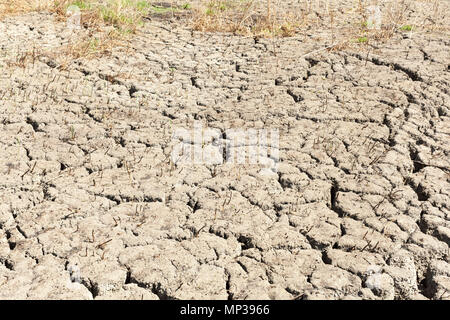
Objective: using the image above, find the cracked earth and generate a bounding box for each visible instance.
[0,1,449,300]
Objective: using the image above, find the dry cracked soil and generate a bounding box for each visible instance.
[0,0,449,300]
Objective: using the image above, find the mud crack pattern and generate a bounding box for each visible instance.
[0,8,449,300]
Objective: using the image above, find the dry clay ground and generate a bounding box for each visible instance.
[0,1,449,300]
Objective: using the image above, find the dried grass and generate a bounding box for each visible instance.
[1,0,448,63]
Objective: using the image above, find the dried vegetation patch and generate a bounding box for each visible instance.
[1,0,448,63]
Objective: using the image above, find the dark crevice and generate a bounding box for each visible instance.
[43,58,58,69]
[124,272,173,299]
[372,57,423,82]
[287,89,303,103]
[16,225,27,239]
[82,106,103,123]
[190,77,201,89]
[162,110,176,120]
[275,77,284,86]
[42,185,55,201]
[304,233,327,251]
[236,260,248,273]
[125,270,132,284]
[330,183,338,208]
[277,173,292,190]
[79,68,91,76]
[237,235,254,250]
[3,259,14,270]
[321,250,332,265]
[379,99,398,109]
[417,210,428,234]
[405,178,430,202]
[5,230,16,250]
[240,84,248,92]
[340,223,346,237]
[207,226,230,240]
[7,240,16,250]
[98,194,121,205]
[305,57,320,67]
[152,283,173,300]
[413,160,427,173]
[128,85,138,97]
[351,53,424,82]
[437,107,446,117]
[26,117,40,132]
[187,195,200,213]
[420,267,435,299]
[225,272,233,300]
[403,92,420,105]
[418,278,430,298]
[81,279,99,298]
[329,184,346,217]
[285,287,301,297]
[409,147,427,173]
[415,184,430,202]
